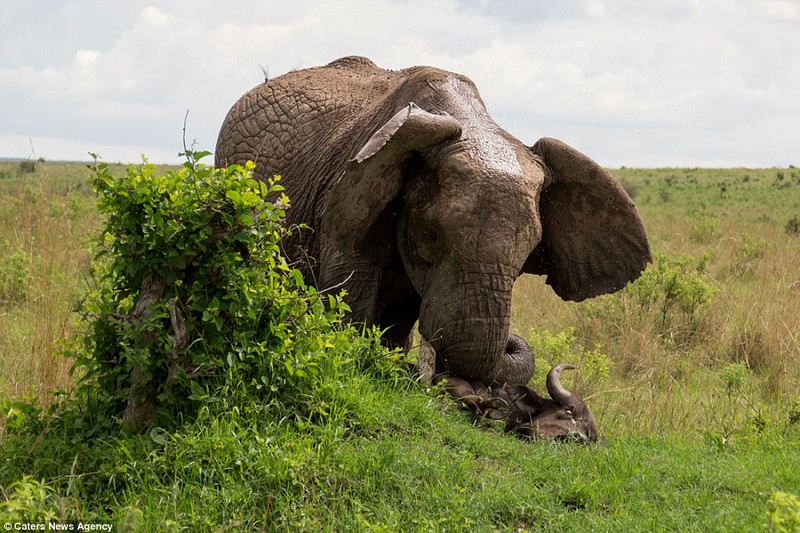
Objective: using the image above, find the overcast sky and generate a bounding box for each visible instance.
[1,1,798,167]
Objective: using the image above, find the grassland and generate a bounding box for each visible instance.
[0,161,184,403]
[512,166,800,438]
[1,160,799,530]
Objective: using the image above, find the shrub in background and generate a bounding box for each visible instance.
[0,244,31,305]
[526,327,611,393]
[580,251,717,349]
[628,252,716,336]
[17,160,37,175]
[786,215,800,236]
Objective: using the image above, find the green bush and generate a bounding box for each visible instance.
[0,244,31,305]
[630,253,715,328]
[526,328,611,391]
[580,251,717,348]
[767,491,800,533]
[786,215,800,236]
[58,151,395,433]
[719,362,749,395]
[17,160,36,175]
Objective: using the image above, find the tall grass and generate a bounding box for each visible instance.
[512,166,800,439]
[0,163,98,403]
[0,162,183,406]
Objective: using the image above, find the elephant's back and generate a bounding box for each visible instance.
[214,56,401,178]
[213,57,417,274]
[213,56,456,273]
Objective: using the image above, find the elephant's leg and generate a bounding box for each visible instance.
[416,336,436,385]
[381,311,418,350]
[319,248,421,349]
[318,246,384,324]
[375,272,421,350]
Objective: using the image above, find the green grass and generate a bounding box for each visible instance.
[2,161,800,530]
[3,379,799,530]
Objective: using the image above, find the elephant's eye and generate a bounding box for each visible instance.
[409,213,444,264]
[422,225,441,248]
[418,229,443,264]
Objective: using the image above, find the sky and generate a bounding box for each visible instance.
[1,0,799,167]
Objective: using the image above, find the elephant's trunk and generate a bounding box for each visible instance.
[418,266,534,386]
[421,327,534,386]
[492,333,535,385]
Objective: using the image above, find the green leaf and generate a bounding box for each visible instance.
[149,427,169,445]
[226,190,242,203]
[242,191,260,205]
[189,380,207,400]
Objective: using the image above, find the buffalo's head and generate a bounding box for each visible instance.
[444,363,598,443]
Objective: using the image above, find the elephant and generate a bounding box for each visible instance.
[215,56,652,391]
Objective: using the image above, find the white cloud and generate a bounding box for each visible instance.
[140,5,169,27]
[0,0,798,166]
[0,134,182,164]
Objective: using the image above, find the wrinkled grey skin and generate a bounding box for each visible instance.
[444,362,598,443]
[215,56,651,387]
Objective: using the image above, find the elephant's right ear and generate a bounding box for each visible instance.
[322,103,461,255]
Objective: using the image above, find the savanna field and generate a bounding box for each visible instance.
[0,158,799,531]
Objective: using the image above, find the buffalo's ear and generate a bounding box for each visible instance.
[523,137,652,301]
[322,103,461,255]
[509,385,548,409]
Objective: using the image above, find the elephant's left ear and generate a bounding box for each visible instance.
[323,103,462,256]
[523,137,652,302]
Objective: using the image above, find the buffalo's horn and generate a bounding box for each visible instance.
[546,363,576,405]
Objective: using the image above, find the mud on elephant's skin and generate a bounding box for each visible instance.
[215,56,652,387]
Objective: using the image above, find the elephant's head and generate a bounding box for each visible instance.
[323,92,651,386]
[445,363,598,443]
